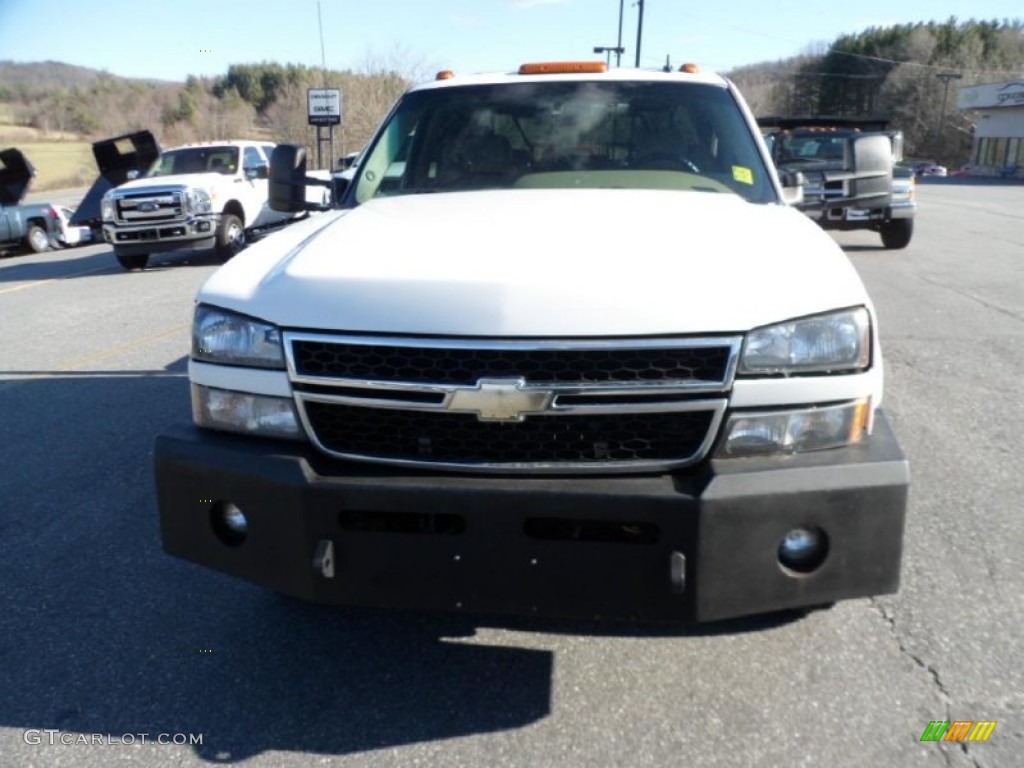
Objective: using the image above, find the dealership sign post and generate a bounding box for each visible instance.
[308,88,342,169]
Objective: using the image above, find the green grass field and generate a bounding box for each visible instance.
[1,102,95,191]
[21,141,96,190]
[2,139,95,191]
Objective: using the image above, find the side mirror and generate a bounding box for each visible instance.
[270,145,310,212]
[270,145,335,212]
[245,166,268,180]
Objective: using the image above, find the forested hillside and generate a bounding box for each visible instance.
[0,57,419,180]
[2,18,1022,186]
[730,18,1024,163]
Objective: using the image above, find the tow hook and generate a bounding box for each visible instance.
[313,540,335,579]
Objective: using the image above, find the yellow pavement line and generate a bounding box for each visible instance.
[52,323,191,371]
[0,323,191,396]
[0,263,116,296]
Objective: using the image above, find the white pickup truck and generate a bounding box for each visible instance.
[155,62,909,623]
[101,140,297,270]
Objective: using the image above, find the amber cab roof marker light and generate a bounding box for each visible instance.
[679,63,699,74]
[436,70,455,80]
[518,61,608,75]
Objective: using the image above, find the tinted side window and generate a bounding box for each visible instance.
[244,147,266,172]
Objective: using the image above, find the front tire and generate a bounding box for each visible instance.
[215,214,245,262]
[26,225,50,253]
[116,251,149,270]
[880,219,913,249]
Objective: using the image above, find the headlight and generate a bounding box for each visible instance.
[192,305,285,369]
[192,384,303,440]
[716,398,871,457]
[185,187,213,215]
[101,192,116,221]
[740,308,870,375]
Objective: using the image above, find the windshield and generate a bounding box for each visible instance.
[148,147,239,177]
[353,81,776,204]
[775,134,849,164]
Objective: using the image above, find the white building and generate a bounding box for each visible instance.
[958,80,1024,177]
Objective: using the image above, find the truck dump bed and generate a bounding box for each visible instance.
[69,130,160,229]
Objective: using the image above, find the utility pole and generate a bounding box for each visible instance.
[616,0,625,68]
[635,0,645,68]
[936,72,963,142]
[317,0,330,170]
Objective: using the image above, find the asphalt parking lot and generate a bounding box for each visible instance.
[1,179,1021,767]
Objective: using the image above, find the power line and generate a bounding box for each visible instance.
[792,72,887,79]
[828,48,1024,78]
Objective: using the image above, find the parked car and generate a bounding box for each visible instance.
[910,161,947,177]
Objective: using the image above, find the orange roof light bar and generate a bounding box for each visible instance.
[519,61,608,75]
[435,70,455,80]
[679,63,699,73]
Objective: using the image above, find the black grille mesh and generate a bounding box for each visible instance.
[304,402,715,464]
[293,340,731,385]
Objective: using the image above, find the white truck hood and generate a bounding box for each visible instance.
[116,172,226,191]
[199,189,870,336]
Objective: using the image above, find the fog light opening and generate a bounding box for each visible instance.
[211,501,248,547]
[778,526,828,575]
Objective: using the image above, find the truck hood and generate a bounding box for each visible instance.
[200,189,871,336]
[115,172,227,192]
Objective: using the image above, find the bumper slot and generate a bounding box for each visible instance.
[339,509,465,535]
[114,225,188,242]
[523,517,660,544]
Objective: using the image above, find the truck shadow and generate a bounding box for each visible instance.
[839,244,899,253]
[0,244,223,284]
[0,363,797,763]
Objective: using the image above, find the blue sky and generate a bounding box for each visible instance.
[1,0,1021,83]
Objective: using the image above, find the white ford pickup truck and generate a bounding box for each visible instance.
[155,62,909,623]
[101,140,296,271]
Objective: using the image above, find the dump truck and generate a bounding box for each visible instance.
[759,116,916,249]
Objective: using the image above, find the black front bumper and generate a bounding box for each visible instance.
[811,202,915,231]
[104,217,217,256]
[155,412,909,623]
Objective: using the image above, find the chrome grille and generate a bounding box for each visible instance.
[285,333,740,472]
[115,189,184,224]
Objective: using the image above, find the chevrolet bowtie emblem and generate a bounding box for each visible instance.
[447,378,553,422]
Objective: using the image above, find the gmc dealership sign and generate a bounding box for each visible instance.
[308,89,342,126]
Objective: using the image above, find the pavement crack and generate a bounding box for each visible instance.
[870,598,951,704]
[958,740,985,768]
[914,273,1024,324]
